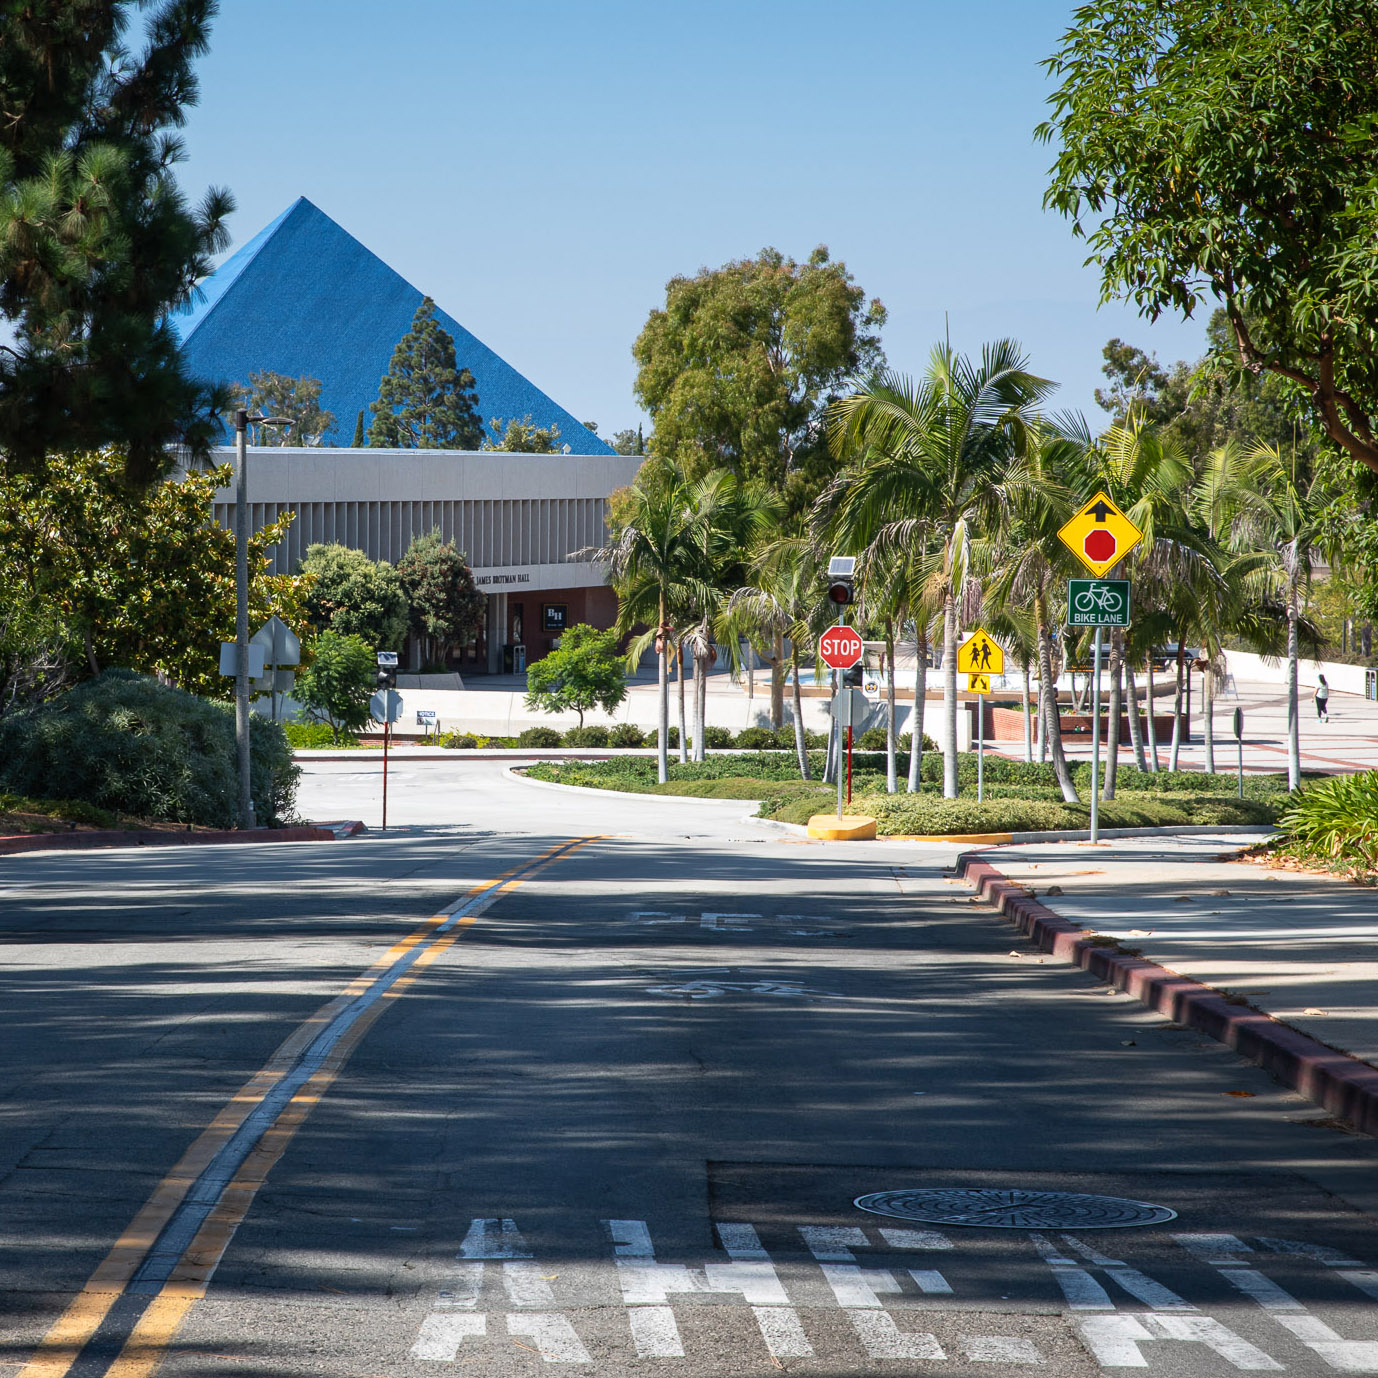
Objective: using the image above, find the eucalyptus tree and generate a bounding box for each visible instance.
[827,343,1052,798]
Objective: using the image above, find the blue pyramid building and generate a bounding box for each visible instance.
[174,197,612,455]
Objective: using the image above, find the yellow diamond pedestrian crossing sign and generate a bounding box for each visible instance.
[1057,491,1144,578]
[957,627,1004,676]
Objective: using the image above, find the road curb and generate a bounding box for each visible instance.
[955,850,1378,1137]
[0,824,336,857]
[506,766,763,807]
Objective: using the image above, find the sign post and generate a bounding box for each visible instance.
[958,630,1002,805]
[1057,493,1144,843]
[967,672,991,799]
[819,624,863,821]
[1233,706,1244,799]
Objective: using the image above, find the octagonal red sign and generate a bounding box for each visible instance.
[819,624,864,669]
[1083,529,1117,564]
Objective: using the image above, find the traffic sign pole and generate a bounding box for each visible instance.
[977,694,984,802]
[1090,626,1104,843]
[835,669,845,821]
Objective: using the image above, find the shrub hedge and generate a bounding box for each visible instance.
[0,670,298,827]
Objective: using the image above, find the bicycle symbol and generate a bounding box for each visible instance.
[1073,584,1125,616]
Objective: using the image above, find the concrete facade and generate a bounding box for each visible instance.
[208,445,643,672]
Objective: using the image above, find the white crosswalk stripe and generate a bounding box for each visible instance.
[403,1212,1377,1371]
[507,1312,591,1363]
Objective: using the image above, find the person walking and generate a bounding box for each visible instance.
[1314,674,1330,722]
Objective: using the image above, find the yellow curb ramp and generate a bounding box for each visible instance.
[806,814,878,841]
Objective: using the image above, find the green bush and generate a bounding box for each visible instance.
[441,732,479,749]
[282,720,346,749]
[517,726,563,748]
[735,726,781,749]
[704,725,733,749]
[1279,771,1378,869]
[0,791,119,829]
[804,729,829,750]
[666,725,680,748]
[608,723,646,747]
[857,727,888,749]
[0,670,298,827]
[898,731,939,753]
[563,725,611,747]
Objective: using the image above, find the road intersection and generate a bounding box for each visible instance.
[1,761,1376,1376]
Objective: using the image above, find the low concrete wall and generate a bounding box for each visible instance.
[987,705,1178,742]
[258,686,972,751]
[1224,648,1376,697]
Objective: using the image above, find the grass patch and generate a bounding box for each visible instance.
[524,754,1285,835]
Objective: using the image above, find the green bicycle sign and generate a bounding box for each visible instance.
[1067,579,1131,628]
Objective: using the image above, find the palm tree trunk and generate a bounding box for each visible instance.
[908,627,927,792]
[1036,657,1046,762]
[1169,644,1186,772]
[770,632,785,729]
[1021,660,1032,763]
[693,645,706,762]
[943,590,959,799]
[1125,657,1147,772]
[1103,630,1123,800]
[676,639,688,764]
[1035,593,1079,803]
[884,619,897,794]
[1203,655,1216,773]
[1145,656,1160,773]
[1287,586,1300,790]
[791,645,809,781]
[657,600,669,785]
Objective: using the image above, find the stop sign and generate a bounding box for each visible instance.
[1083,529,1117,564]
[819,624,864,669]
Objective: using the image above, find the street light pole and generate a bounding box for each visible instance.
[234,410,292,829]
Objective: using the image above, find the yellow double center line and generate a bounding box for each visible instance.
[20,836,599,1378]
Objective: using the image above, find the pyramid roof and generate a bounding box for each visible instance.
[174,197,612,455]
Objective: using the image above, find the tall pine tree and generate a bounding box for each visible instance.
[0,1,235,485]
[367,298,483,449]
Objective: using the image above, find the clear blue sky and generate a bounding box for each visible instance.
[178,0,1208,439]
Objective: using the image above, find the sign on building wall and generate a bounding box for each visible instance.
[542,604,568,632]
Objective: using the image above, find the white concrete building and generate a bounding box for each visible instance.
[209,446,644,674]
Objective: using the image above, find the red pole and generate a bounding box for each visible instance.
[382,716,390,831]
[846,725,853,803]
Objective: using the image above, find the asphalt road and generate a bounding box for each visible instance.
[2,761,1378,1377]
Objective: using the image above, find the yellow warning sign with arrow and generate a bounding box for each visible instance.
[957,627,1004,676]
[1057,491,1144,578]
[967,673,992,695]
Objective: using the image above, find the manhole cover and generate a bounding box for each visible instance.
[854,1188,1177,1230]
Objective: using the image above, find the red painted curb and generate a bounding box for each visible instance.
[0,824,335,857]
[956,853,1378,1137]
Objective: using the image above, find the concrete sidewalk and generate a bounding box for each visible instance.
[957,831,1378,1131]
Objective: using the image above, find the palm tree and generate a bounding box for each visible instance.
[1226,442,1330,790]
[826,342,1053,798]
[978,427,1084,803]
[592,463,717,784]
[727,534,825,779]
[1078,415,1205,798]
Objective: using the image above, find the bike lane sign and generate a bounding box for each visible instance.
[1068,578,1131,627]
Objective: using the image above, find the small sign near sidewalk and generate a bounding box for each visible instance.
[957,628,1004,676]
[1067,579,1132,628]
[967,673,991,695]
[1057,491,1143,577]
[819,625,864,670]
